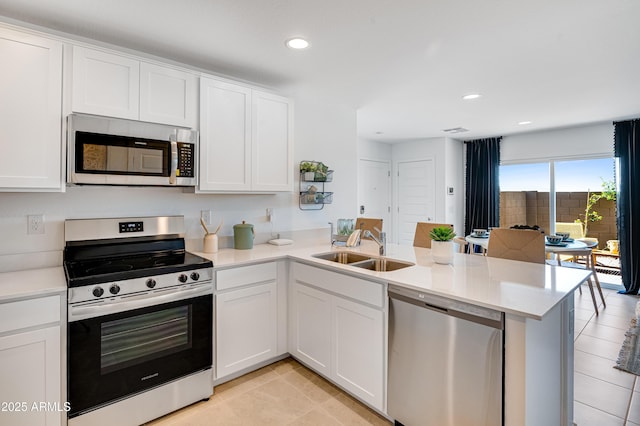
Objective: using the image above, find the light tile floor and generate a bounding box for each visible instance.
[147,358,391,425]
[148,284,639,426]
[573,284,639,426]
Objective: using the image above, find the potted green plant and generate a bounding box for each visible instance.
[300,162,317,181]
[429,226,456,264]
[314,162,329,181]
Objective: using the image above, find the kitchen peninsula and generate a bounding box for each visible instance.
[0,238,589,426]
[198,239,590,426]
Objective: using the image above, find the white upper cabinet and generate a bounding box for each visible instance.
[199,78,252,191]
[199,76,293,192]
[72,46,140,120]
[139,62,198,128]
[0,27,63,191]
[72,46,197,127]
[251,91,293,191]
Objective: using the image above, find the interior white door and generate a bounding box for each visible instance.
[358,159,391,235]
[397,159,435,245]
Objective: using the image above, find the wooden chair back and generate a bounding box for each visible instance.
[356,218,383,239]
[486,228,546,264]
[413,223,454,248]
[452,236,469,253]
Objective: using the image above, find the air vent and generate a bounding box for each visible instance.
[443,127,469,134]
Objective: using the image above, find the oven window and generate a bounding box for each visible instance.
[101,305,192,374]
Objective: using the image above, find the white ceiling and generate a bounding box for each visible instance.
[1,0,639,142]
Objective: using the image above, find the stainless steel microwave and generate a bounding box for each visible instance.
[67,114,198,187]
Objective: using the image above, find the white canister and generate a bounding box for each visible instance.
[203,234,218,253]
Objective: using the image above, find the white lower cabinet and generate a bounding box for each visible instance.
[290,282,332,377]
[289,263,386,411]
[0,295,63,426]
[332,296,384,408]
[215,262,284,380]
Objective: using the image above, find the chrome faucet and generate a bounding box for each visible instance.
[328,222,335,245]
[364,227,386,256]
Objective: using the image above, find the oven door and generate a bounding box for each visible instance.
[67,290,212,417]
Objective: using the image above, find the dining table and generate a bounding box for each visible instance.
[465,233,590,258]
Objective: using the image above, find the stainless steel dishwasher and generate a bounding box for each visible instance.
[388,285,504,426]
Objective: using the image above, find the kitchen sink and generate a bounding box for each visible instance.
[312,252,371,264]
[349,258,414,272]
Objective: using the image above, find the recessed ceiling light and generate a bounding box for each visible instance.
[462,94,481,100]
[518,121,532,125]
[285,38,310,49]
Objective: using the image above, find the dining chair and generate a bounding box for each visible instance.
[486,228,546,264]
[356,217,383,239]
[551,248,606,315]
[452,236,469,253]
[413,223,454,249]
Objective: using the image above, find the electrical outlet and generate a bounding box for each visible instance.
[200,210,212,225]
[27,214,45,235]
[266,208,274,222]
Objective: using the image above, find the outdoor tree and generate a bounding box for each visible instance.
[575,179,616,236]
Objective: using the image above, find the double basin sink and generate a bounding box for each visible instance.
[312,251,414,272]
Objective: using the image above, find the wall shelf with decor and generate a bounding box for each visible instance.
[299,161,333,210]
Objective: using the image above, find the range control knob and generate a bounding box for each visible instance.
[178,274,188,283]
[146,278,157,289]
[92,287,104,298]
[190,271,200,281]
[109,284,120,295]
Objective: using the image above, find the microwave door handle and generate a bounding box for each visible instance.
[169,135,178,185]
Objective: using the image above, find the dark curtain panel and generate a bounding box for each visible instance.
[464,137,501,237]
[614,119,640,295]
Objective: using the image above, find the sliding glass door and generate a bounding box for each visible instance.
[499,162,550,231]
[554,158,616,245]
[499,157,615,241]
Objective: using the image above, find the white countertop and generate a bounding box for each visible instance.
[0,267,67,302]
[195,239,591,320]
[0,238,591,319]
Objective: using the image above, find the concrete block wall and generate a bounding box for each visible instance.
[499,191,617,248]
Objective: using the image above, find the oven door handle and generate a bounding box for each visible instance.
[68,283,212,322]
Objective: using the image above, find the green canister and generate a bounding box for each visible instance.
[233,221,254,249]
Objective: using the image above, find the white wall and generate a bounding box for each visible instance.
[0,91,358,272]
[501,122,614,164]
[358,138,392,161]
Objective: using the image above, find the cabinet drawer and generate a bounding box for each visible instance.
[217,262,277,291]
[0,296,60,334]
[292,263,384,308]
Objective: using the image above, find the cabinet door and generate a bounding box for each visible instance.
[72,46,139,119]
[290,282,332,377]
[251,91,293,191]
[139,62,198,128]
[216,282,277,379]
[0,326,62,426]
[199,78,251,191]
[0,28,63,190]
[332,297,384,410]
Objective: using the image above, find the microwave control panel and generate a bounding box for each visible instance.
[177,143,195,177]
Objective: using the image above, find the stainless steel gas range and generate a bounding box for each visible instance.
[63,216,214,426]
